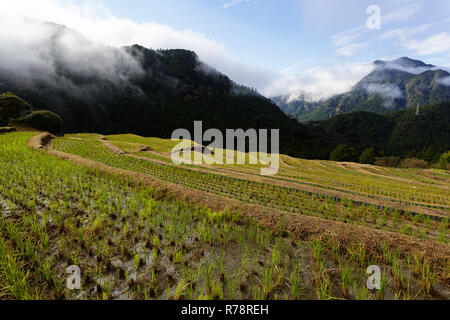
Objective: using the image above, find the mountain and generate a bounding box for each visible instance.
[271,94,319,118]
[1,21,447,162]
[310,101,450,162]
[0,21,330,158]
[274,57,450,122]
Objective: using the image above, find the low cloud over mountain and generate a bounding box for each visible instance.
[273,57,450,122]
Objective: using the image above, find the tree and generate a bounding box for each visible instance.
[329,144,359,162]
[359,148,375,164]
[438,151,450,170]
[13,110,63,135]
[0,93,32,125]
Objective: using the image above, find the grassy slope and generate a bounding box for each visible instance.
[106,134,192,153]
[1,132,449,299]
[99,134,449,212]
[0,132,328,300]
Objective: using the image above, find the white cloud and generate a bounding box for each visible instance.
[0,0,273,93]
[404,32,450,55]
[330,1,422,56]
[0,13,146,100]
[379,23,433,41]
[336,43,366,56]
[4,0,227,65]
[222,0,251,9]
[3,0,437,103]
[382,1,421,23]
[384,62,437,74]
[0,0,376,101]
[438,76,450,86]
[364,83,403,108]
[331,26,366,47]
[263,62,375,101]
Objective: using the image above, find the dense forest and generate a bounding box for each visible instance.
[311,101,450,163]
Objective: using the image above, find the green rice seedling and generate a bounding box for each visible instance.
[197,222,212,243]
[377,268,388,300]
[202,262,215,295]
[370,205,377,223]
[353,283,369,300]
[173,250,183,264]
[392,210,400,231]
[376,217,383,229]
[310,240,324,272]
[1,132,447,300]
[262,267,273,298]
[252,286,264,300]
[185,283,194,300]
[419,227,428,239]
[134,253,141,270]
[0,239,38,299]
[382,211,389,226]
[330,239,341,264]
[382,242,394,265]
[150,267,157,287]
[272,248,281,267]
[152,235,160,247]
[152,248,158,262]
[241,255,249,273]
[316,273,332,300]
[401,224,411,236]
[412,254,423,277]
[338,260,352,299]
[420,262,436,295]
[173,279,187,300]
[227,277,238,300]
[391,255,404,289]
[402,277,416,300]
[438,219,448,244]
[211,280,224,300]
[289,264,301,299]
[357,242,366,267]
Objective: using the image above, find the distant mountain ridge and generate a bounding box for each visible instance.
[273,57,450,122]
[0,20,321,158]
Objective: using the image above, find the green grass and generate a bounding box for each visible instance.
[69,133,450,213]
[65,133,103,140]
[0,132,446,300]
[106,134,192,153]
[53,137,447,243]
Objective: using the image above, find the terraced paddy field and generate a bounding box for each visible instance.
[105,135,450,212]
[0,131,449,300]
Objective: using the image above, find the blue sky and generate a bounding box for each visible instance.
[100,0,450,69]
[3,0,450,99]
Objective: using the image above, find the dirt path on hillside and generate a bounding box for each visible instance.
[26,132,450,286]
[27,132,54,149]
[97,135,125,154]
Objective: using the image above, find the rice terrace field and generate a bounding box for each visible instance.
[0,130,448,300]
